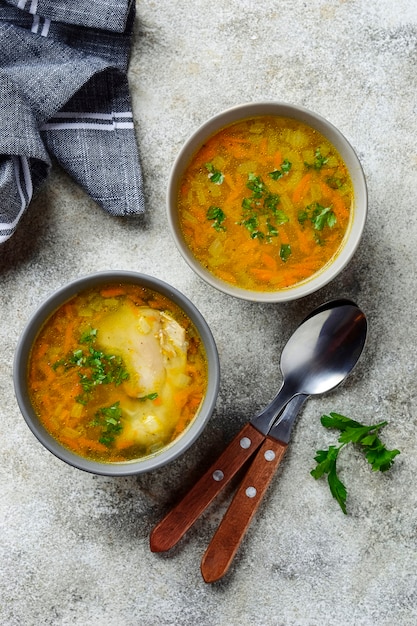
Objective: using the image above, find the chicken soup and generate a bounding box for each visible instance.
[178,115,354,291]
[28,283,208,463]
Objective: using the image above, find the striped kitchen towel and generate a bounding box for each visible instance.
[0,0,145,245]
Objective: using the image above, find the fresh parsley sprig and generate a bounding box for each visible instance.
[311,413,400,514]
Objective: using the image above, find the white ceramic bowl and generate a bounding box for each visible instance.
[14,271,220,476]
[167,102,367,302]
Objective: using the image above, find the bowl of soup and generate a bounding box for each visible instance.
[14,271,220,476]
[167,102,367,302]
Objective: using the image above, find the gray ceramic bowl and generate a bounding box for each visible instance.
[14,271,220,476]
[167,101,367,302]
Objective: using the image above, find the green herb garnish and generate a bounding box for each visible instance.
[311,205,337,230]
[237,174,288,243]
[138,392,159,401]
[205,162,224,185]
[264,192,281,214]
[268,158,292,180]
[326,176,344,190]
[298,202,337,233]
[266,219,278,238]
[311,413,400,514]
[52,328,129,405]
[273,210,289,225]
[246,173,267,197]
[305,147,329,170]
[280,243,291,262]
[90,402,123,447]
[79,328,98,344]
[206,206,226,232]
[241,215,264,240]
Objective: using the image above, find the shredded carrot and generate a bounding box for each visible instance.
[280,228,291,245]
[62,319,76,354]
[319,181,349,218]
[180,182,190,196]
[174,389,191,409]
[224,136,252,145]
[215,269,238,284]
[261,252,278,271]
[259,136,268,155]
[100,287,126,298]
[195,144,217,165]
[250,268,275,282]
[292,172,312,203]
[272,151,283,169]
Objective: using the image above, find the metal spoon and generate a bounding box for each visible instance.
[150,300,367,555]
[252,299,367,435]
[253,299,361,458]
[201,300,366,582]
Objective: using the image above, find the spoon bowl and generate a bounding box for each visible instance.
[252,301,367,434]
[282,303,366,392]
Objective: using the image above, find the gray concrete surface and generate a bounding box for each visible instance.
[1,1,417,624]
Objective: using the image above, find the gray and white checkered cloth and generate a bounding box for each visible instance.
[0,0,145,244]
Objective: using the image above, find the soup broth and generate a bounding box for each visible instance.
[28,283,208,463]
[178,115,354,291]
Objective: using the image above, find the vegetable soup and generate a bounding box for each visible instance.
[28,283,208,463]
[177,115,354,291]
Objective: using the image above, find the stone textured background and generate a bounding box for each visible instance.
[1,1,417,624]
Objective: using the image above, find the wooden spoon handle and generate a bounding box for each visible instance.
[150,423,265,552]
[200,436,288,583]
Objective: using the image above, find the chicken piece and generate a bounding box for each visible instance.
[98,304,187,398]
[97,303,191,450]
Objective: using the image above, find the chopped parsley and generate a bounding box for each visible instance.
[246,172,267,197]
[305,147,329,170]
[205,162,224,185]
[241,215,264,240]
[90,402,123,447]
[273,210,290,225]
[312,205,337,230]
[264,192,281,213]
[206,206,226,232]
[236,173,289,243]
[280,243,291,262]
[52,328,129,405]
[138,392,159,401]
[298,202,337,232]
[326,176,344,190]
[268,158,292,180]
[266,219,278,238]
